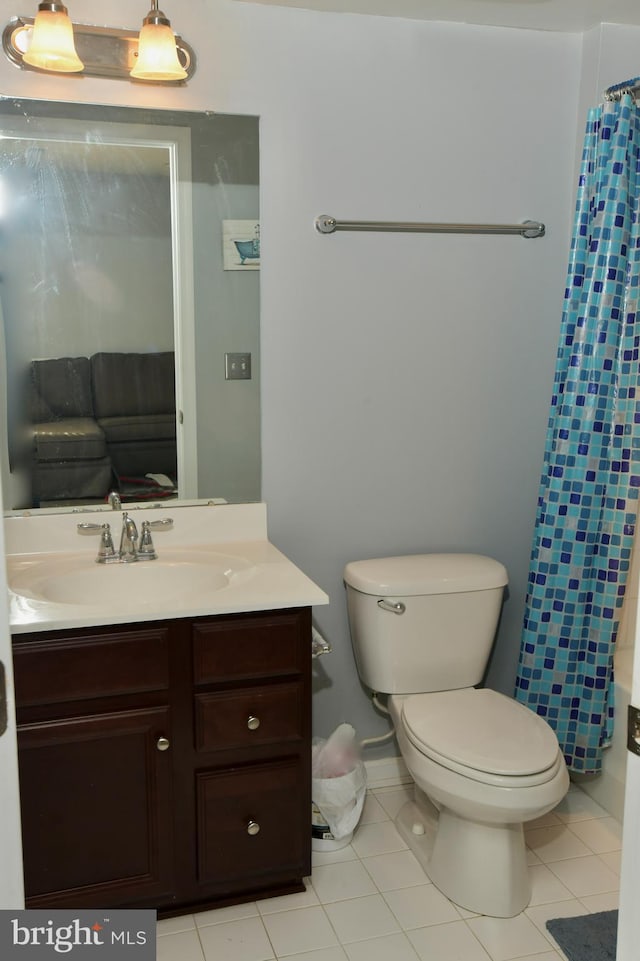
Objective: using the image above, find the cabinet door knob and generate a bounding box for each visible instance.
[156,736,170,752]
[247,820,260,836]
[247,715,261,731]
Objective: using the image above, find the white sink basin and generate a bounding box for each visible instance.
[9,549,255,610]
[5,504,330,633]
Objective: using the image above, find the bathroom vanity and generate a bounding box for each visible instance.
[6,503,328,915]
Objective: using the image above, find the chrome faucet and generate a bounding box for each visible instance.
[119,512,139,562]
[78,513,173,563]
[108,490,122,510]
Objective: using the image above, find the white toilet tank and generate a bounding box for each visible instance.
[344,554,508,694]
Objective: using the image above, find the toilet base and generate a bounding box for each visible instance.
[395,789,531,918]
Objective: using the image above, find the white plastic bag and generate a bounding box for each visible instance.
[312,724,367,840]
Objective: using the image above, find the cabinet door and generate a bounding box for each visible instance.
[18,706,173,908]
[196,756,307,891]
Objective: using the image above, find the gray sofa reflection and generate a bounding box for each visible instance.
[30,352,176,505]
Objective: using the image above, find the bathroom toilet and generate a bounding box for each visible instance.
[343,553,569,918]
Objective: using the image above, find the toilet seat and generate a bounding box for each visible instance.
[401,688,563,789]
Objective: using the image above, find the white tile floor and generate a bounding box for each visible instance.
[157,783,622,961]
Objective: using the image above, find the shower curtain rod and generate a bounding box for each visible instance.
[604,76,640,100]
[315,215,546,239]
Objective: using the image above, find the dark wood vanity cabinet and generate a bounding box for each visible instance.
[12,607,312,915]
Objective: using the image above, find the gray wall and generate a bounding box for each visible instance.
[256,16,583,752]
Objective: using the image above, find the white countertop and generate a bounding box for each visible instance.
[5,503,329,634]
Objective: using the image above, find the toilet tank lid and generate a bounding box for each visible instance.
[343,554,508,596]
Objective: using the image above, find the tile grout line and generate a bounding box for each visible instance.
[192,916,208,961]
[257,911,280,961]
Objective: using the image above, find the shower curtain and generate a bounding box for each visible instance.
[514,92,640,774]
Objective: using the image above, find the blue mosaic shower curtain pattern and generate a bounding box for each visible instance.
[514,92,640,774]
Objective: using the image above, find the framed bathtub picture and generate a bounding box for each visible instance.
[223,219,260,270]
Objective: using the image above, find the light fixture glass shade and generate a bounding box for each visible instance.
[22,2,84,73]
[131,15,187,81]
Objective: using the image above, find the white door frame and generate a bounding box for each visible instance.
[616,604,640,960]
[0,490,24,907]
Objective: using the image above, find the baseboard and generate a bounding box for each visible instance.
[364,755,412,790]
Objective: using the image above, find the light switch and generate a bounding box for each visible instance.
[225,352,252,380]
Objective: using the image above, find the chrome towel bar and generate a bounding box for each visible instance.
[315,214,545,239]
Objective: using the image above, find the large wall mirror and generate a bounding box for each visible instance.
[0,97,260,513]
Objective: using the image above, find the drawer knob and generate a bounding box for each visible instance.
[156,736,170,752]
[247,820,260,836]
[247,715,261,731]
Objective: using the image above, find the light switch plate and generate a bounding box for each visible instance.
[225,352,252,380]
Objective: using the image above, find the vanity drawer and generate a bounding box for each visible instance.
[194,682,303,752]
[192,610,306,684]
[195,756,307,886]
[13,627,170,707]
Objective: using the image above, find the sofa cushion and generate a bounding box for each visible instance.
[96,413,175,445]
[30,357,93,422]
[108,439,177,479]
[32,456,112,502]
[32,417,107,462]
[91,352,175,419]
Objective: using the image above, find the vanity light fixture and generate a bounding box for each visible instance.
[2,2,195,82]
[22,1,83,73]
[130,1,187,81]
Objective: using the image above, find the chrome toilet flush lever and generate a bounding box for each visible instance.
[77,514,173,564]
[377,599,406,615]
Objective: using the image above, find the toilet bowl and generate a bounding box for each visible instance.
[343,553,570,918]
[390,689,569,917]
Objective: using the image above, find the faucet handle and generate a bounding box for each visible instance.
[138,521,158,560]
[97,524,117,563]
[77,522,117,564]
[137,517,173,560]
[146,517,173,531]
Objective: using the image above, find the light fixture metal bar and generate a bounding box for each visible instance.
[2,15,196,82]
